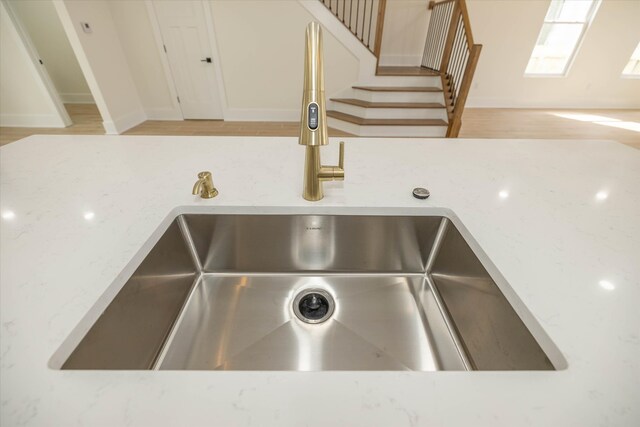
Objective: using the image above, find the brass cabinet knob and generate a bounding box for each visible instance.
[192,171,218,199]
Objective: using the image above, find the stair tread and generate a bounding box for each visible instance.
[376,66,440,77]
[327,111,447,126]
[331,98,445,109]
[352,86,443,92]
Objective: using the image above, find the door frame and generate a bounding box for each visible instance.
[145,0,228,120]
[2,0,72,127]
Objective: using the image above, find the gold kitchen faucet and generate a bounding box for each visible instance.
[299,22,345,202]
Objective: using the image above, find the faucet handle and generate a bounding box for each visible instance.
[318,142,345,182]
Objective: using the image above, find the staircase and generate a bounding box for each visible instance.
[328,67,448,137]
[318,0,481,138]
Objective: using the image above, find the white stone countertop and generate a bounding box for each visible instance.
[1,135,639,426]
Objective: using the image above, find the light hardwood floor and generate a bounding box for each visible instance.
[0,104,104,147]
[1,104,638,149]
[460,108,640,149]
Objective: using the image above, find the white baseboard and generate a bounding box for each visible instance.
[144,107,183,121]
[60,92,95,104]
[103,109,146,134]
[224,108,299,121]
[465,97,640,109]
[0,113,67,128]
[378,55,423,67]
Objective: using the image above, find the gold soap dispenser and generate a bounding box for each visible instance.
[299,22,345,202]
[192,171,218,199]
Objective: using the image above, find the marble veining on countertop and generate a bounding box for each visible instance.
[1,135,639,426]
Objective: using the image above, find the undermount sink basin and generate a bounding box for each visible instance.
[58,213,560,371]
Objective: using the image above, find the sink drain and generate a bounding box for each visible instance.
[293,289,335,324]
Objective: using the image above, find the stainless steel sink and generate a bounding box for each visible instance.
[60,213,560,371]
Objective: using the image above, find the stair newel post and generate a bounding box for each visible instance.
[446,43,482,137]
[373,0,387,59]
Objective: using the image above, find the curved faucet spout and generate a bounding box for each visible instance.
[299,22,345,202]
[299,22,328,148]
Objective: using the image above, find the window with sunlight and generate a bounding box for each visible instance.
[525,0,601,76]
[622,42,640,77]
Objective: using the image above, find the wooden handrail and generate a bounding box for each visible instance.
[446,44,481,137]
[457,0,474,46]
[422,0,481,137]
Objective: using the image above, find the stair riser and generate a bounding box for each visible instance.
[364,76,442,87]
[328,117,448,137]
[352,89,444,103]
[330,103,448,120]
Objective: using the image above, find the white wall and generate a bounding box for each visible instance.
[54,0,145,133]
[377,0,640,108]
[102,0,361,121]
[9,0,93,105]
[0,1,67,127]
[379,0,430,66]
[210,0,360,118]
[465,0,640,108]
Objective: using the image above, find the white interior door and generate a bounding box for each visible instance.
[153,1,223,119]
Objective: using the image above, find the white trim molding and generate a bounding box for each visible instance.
[103,109,146,134]
[53,0,113,129]
[464,97,640,109]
